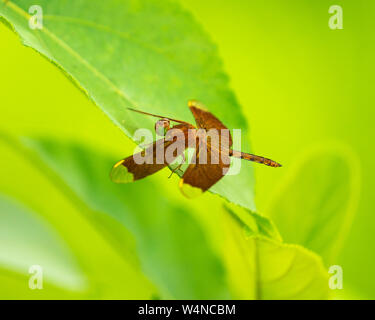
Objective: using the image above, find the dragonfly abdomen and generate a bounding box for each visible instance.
[230,150,282,167]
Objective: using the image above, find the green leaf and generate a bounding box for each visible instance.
[0,266,79,299]
[0,135,157,299]
[224,203,282,242]
[0,0,255,210]
[0,193,87,296]
[15,136,230,299]
[266,144,360,264]
[222,209,329,299]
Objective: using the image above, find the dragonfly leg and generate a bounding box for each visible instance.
[168,152,186,178]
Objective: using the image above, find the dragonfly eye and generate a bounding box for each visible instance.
[155,118,170,136]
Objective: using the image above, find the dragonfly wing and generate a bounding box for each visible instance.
[110,139,172,183]
[179,140,230,197]
[111,124,190,183]
[188,100,232,146]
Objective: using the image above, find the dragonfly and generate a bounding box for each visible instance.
[110,100,281,197]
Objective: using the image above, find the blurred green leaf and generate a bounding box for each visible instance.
[0,136,156,299]
[0,0,255,210]
[0,194,87,297]
[222,209,329,299]
[266,144,360,264]
[19,137,230,299]
[0,266,81,299]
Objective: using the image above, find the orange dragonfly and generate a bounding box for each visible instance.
[111,100,281,197]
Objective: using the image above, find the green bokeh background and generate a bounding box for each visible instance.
[0,0,374,299]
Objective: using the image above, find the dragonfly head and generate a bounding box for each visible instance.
[155,118,170,136]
